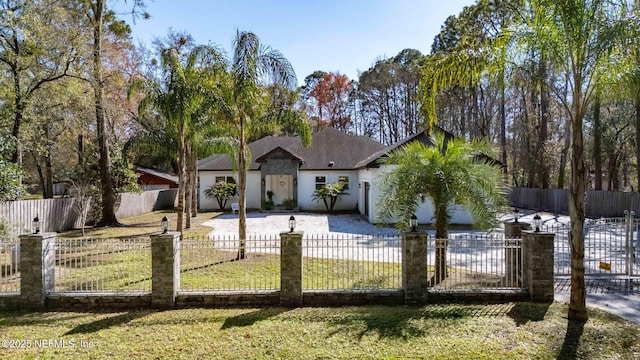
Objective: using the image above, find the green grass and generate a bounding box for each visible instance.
[180,251,402,291]
[304,258,401,289]
[57,210,224,240]
[181,251,280,291]
[0,304,638,359]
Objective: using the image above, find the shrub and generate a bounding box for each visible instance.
[204,181,237,210]
[262,200,275,210]
[282,198,297,209]
[312,182,345,211]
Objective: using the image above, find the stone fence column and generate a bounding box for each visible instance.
[504,222,531,286]
[280,231,303,307]
[402,231,429,305]
[151,232,180,308]
[19,232,56,309]
[522,230,555,302]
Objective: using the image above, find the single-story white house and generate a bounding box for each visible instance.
[197,127,472,224]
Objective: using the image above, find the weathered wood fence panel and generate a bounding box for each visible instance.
[1,189,178,233]
[0,198,87,233]
[510,188,640,218]
[115,189,178,219]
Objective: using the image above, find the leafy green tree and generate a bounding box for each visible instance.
[204,181,237,211]
[0,160,25,202]
[0,0,84,164]
[0,140,24,201]
[80,0,147,227]
[312,182,346,212]
[376,134,508,285]
[358,49,424,145]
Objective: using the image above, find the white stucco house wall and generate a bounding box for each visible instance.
[197,127,474,225]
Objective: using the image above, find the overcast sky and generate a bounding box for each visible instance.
[124,0,477,83]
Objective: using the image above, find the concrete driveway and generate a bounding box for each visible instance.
[202,212,399,236]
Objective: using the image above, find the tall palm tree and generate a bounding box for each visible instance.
[216,30,310,258]
[376,134,509,285]
[525,0,625,321]
[129,44,225,232]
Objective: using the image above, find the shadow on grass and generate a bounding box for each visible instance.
[221,308,289,329]
[507,302,551,326]
[327,304,516,340]
[557,319,586,360]
[64,310,154,335]
[0,311,98,327]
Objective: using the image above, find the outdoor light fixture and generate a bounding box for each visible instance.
[513,208,520,223]
[161,216,169,234]
[289,215,296,233]
[410,214,418,232]
[533,214,542,232]
[32,216,40,234]
[261,178,265,186]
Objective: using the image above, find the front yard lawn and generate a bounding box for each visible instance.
[0,303,638,359]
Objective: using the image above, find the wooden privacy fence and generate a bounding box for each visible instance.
[510,187,640,218]
[1,189,178,233]
[0,198,87,233]
[114,189,178,219]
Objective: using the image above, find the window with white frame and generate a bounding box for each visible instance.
[215,176,237,195]
[315,176,326,190]
[338,175,350,191]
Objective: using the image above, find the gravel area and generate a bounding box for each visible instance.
[202,212,399,236]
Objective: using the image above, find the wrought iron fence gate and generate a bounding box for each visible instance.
[554,211,640,278]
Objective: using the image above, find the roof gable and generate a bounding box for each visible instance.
[255,146,303,163]
[354,130,436,168]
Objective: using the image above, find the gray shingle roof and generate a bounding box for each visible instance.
[198,128,386,171]
[354,130,435,168]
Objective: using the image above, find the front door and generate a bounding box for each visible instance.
[266,175,293,205]
[364,182,370,217]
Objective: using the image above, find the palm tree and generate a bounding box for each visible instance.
[376,134,508,285]
[523,0,625,321]
[129,44,225,232]
[216,30,310,258]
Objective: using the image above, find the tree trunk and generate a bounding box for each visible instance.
[568,99,588,321]
[176,132,186,232]
[500,69,507,172]
[33,153,46,198]
[10,64,23,164]
[593,94,602,190]
[431,204,449,286]
[185,145,193,229]
[557,127,571,189]
[238,112,247,259]
[538,57,550,189]
[45,152,54,199]
[191,155,198,217]
[635,95,640,192]
[607,151,617,191]
[92,0,118,227]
